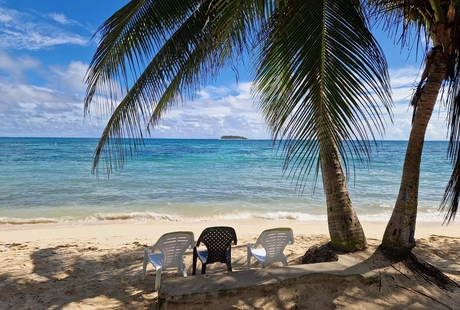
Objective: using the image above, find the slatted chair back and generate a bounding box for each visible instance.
[254,227,294,263]
[142,231,194,291]
[153,231,195,268]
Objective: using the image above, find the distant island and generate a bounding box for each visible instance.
[220,135,248,140]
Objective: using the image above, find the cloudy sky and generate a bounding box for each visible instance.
[0,1,449,140]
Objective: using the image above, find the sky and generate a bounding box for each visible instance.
[0,0,449,140]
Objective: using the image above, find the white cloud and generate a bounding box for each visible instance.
[0,50,99,137]
[48,12,79,26]
[0,50,42,82]
[390,66,420,87]
[0,38,452,141]
[0,7,88,50]
[151,82,269,139]
[49,61,88,92]
[0,9,13,22]
[0,87,93,137]
[384,67,449,140]
[0,6,17,21]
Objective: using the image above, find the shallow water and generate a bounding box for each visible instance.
[0,137,452,225]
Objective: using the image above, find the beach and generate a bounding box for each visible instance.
[2,138,460,308]
[1,219,459,309]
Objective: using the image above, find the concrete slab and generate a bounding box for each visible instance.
[158,256,379,309]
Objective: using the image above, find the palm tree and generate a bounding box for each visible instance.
[253,1,393,250]
[370,0,460,256]
[84,0,392,251]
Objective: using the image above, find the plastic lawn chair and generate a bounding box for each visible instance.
[142,231,194,291]
[247,227,294,270]
[192,226,237,275]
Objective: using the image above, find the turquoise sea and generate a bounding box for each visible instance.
[0,137,453,225]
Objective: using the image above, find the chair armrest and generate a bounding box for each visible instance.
[143,247,153,268]
[195,236,203,247]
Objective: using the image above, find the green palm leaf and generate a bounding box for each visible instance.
[254,0,392,185]
[85,0,265,173]
[85,0,392,183]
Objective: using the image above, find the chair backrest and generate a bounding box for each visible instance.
[255,227,294,261]
[196,226,237,264]
[152,231,194,268]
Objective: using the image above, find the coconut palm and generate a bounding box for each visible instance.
[84,0,392,251]
[369,0,460,255]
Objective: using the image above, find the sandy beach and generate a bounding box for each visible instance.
[1,219,459,309]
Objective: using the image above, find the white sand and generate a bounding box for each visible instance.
[1,219,459,309]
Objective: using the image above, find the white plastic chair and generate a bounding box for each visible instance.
[142,231,194,291]
[247,227,294,270]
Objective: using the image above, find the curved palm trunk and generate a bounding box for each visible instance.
[320,143,367,251]
[382,48,447,255]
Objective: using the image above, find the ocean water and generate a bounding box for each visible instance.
[0,137,453,225]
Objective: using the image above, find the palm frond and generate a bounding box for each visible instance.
[441,67,460,223]
[85,0,202,107]
[85,0,211,174]
[367,0,432,57]
[254,0,392,187]
[85,0,269,174]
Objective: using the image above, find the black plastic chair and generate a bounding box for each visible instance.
[192,226,237,275]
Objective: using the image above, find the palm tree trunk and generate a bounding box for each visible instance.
[321,143,367,251]
[381,48,447,256]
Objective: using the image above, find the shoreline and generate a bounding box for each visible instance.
[1,218,459,243]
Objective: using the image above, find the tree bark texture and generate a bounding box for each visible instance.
[321,143,367,251]
[382,48,447,255]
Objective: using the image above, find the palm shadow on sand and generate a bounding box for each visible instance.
[1,237,460,309]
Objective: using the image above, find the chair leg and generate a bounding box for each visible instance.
[282,255,288,266]
[192,248,197,275]
[247,245,251,270]
[155,267,162,291]
[142,252,149,280]
[182,261,187,277]
[201,263,206,274]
